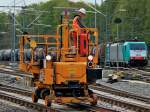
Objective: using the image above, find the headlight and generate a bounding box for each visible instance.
[88,55,93,61]
[46,55,52,61]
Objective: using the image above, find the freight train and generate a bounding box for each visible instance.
[0,41,148,67]
[105,41,148,66]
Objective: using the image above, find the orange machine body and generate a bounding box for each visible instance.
[72,32,89,56]
[19,11,100,106]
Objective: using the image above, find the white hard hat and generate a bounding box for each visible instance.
[108,74,113,77]
[78,8,86,15]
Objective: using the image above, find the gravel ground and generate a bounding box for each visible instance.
[97,78,150,97]
[98,101,135,112]
[0,99,38,112]
[0,73,33,91]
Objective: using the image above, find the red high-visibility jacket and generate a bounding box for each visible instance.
[72,15,86,32]
[72,15,88,56]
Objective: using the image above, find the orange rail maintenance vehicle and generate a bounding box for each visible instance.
[19,10,102,107]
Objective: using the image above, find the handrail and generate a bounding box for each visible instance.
[17,35,60,38]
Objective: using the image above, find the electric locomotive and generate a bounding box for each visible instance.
[106,41,148,66]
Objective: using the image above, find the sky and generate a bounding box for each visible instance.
[0,0,103,12]
[69,0,102,5]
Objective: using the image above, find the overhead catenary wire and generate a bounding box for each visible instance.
[80,0,106,17]
[26,14,43,28]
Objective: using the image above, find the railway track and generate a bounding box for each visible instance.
[0,83,116,112]
[0,66,115,112]
[90,84,150,103]
[0,84,69,112]
[131,67,150,75]
[105,66,150,75]
[0,66,33,78]
[0,84,52,111]
[90,84,150,112]
[0,91,64,112]
[96,94,150,112]
[0,84,32,96]
[1,65,150,111]
[1,82,149,112]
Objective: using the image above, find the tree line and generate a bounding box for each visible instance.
[0,0,149,49]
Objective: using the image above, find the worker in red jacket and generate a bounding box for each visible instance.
[71,8,88,56]
[72,8,87,33]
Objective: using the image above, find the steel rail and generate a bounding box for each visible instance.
[90,84,150,112]
[89,84,150,103]
[0,84,32,96]
[0,67,33,78]
[105,66,150,76]
[0,91,62,112]
[97,94,150,112]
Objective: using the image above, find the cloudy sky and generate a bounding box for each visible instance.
[0,0,103,12]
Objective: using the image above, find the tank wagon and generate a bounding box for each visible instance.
[3,49,11,61]
[106,41,148,66]
[0,48,49,61]
[0,49,19,61]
